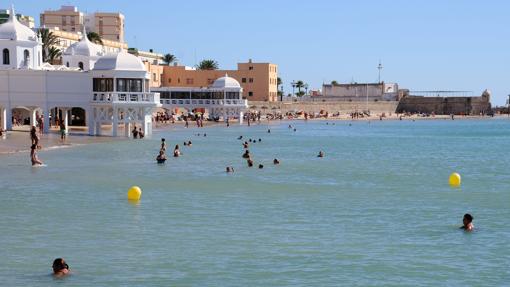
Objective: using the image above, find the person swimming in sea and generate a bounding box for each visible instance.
[258,164,264,169]
[52,258,70,277]
[237,135,243,140]
[156,149,167,164]
[267,129,271,133]
[242,150,251,159]
[273,158,280,165]
[243,142,249,149]
[318,151,324,158]
[460,213,474,231]
[226,166,234,173]
[173,144,181,157]
[247,159,254,167]
[187,140,192,147]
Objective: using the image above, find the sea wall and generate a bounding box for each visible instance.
[396,95,491,115]
[248,100,399,115]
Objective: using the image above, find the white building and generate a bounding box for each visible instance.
[0,6,247,136]
[0,6,160,137]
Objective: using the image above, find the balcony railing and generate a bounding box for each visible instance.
[159,99,248,106]
[92,92,160,104]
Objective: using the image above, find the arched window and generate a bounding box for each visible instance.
[23,50,30,66]
[2,49,9,65]
[78,62,84,70]
[66,62,69,67]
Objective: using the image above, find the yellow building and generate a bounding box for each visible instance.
[40,5,83,33]
[160,60,278,102]
[86,12,125,42]
[40,6,125,43]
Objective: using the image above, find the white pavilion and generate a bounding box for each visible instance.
[0,6,160,136]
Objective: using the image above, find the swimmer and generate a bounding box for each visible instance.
[460,213,474,231]
[247,159,254,167]
[249,139,252,143]
[156,150,167,163]
[288,125,292,129]
[52,258,69,277]
[267,129,271,133]
[258,164,264,169]
[273,158,280,165]
[318,151,324,158]
[226,166,234,173]
[184,142,187,146]
[237,136,243,140]
[203,133,206,137]
[242,150,251,159]
[173,144,181,157]
[188,140,192,146]
[243,142,249,149]
[293,128,296,132]
[258,138,262,142]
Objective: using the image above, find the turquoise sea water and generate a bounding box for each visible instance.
[0,119,509,286]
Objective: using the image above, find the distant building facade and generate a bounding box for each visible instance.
[321,82,400,101]
[0,9,34,28]
[41,5,125,42]
[160,60,278,102]
[50,28,127,57]
[128,48,163,65]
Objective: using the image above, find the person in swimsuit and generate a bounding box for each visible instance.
[226,166,234,173]
[59,120,66,142]
[273,158,280,165]
[460,213,474,231]
[156,150,167,163]
[242,150,251,159]
[318,151,324,158]
[52,258,69,277]
[31,144,43,166]
[247,159,254,167]
[173,145,181,157]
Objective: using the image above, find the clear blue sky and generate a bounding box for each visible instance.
[12,0,510,105]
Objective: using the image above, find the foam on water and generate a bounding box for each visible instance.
[0,119,509,286]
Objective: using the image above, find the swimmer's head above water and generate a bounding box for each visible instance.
[52,258,69,276]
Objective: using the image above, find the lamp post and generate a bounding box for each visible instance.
[280,85,284,102]
[291,81,296,97]
[304,84,309,97]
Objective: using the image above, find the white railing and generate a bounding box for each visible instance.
[160,99,248,107]
[92,92,160,104]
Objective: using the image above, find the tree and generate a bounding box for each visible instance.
[295,80,305,97]
[37,28,59,62]
[277,77,283,99]
[47,47,62,64]
[87,32,103,45]
[331,80,338,85]
[196,59,219,70]
[163,53,176,65]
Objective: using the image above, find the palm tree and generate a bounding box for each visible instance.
[277,77,283,100]
[295,80,305,97]
[37,28,59,62]
[47,47,62,64]
[196,59,219,70]
[87,32,103,45]
[163,53,176,65]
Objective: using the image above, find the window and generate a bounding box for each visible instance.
[78,62,84,70]
[116,78,142,92]
[186,78,194,85]
[249,66,253,70]
[23,50,30,66]
[242,78,246,83]
[2,48,9,65]
[177,78,180,83]
[153,73,157,81]
[249,78,253,83]
[248,92,253,97]
[66,62,69,67]
[93,78,114,92]
[168,78,172,83]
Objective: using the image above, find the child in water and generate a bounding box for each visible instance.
[52,258,70,277]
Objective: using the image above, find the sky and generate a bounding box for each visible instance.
[9,0,510,105]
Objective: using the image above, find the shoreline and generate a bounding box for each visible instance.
[1,115,506,155]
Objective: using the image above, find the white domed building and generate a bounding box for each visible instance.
[152,73,247,122]
[62,27,104,71]
[0,6,42,70]
[0,6,161,137]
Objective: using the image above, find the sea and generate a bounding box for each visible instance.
[0,119,509,286]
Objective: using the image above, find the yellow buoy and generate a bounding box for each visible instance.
[127,186,142,201]
[449,173,461,187]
